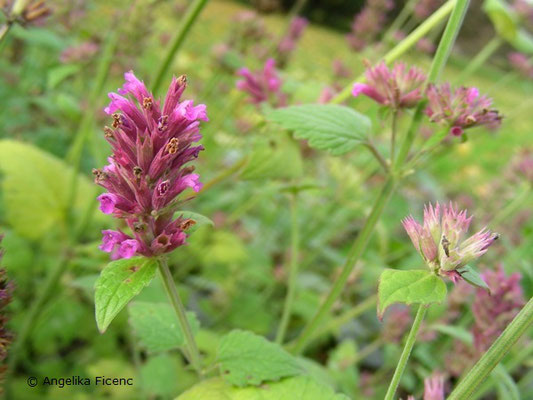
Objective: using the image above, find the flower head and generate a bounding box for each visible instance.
[94,71,207,259]
[346,0,393,51]
[277,16,308,64]
[402,203,499,279]
[426,84,502,136]
[236,59,286,107]
[352,61,426,109]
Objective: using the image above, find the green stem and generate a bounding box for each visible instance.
[290,176,396,354]
[157,257,202,374]
[390,110,398,163]
[448,297,533,400]
[0,23,12,45]
[384,304,428,400]
[383,0,418,42]
[152,0,209,94]
[276,193,300,344]
[455,36,502,84]
[364,142,389,173]
[331,0,456,104]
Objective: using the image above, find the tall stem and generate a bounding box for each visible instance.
[276,193,300,344]
[291,176,396,354]
[152,0,209,94]
[157,257,202,374]
[390,110,398,163]
[331,0,456,104]
[384,304,427,400]
[448,297,533,400]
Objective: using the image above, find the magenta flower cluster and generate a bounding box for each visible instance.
[277,17,308,65]
[472,266,524,353]
[346,0,393,51]
[236,58,286,107]
[426,84,502,136]
[94,71,208,259]
[402,203,499,282]
[352,61,427,109]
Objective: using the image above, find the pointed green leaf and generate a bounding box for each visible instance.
[377,269,447,318]
[216,330,302,387]
[128,301,199,353]
[457,265,490,293]
[483,0,518,41]
[176,377,351,400]
[95,257,158,333]
[266,104,371,156]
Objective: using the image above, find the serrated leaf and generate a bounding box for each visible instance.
[128,301,199,353]
[266,104,371,156]
[95,257,158,333]
[457,265,491,292]
[377,269,447,318]
[483,0,518,41]
[175,211,214,233]
[216,330,302,387]
[241,135,303,180]
[0,140,95,240]
[176,377,351,400]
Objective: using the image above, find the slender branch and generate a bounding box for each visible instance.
[448,297,533,400]
[384,304,428,400]
[290,176,396,354]
[157,257,203,374]
[364,142,389,173]
[276,193,300,344]
[152,0,209,94]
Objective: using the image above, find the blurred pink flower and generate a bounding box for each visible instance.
[508,52,533,79]
[472,266,524,353]
[236,59,287,107]
[402,203,499,280]
[426,84,502,136]
[94,72,207,259]
[415,0,443,20]
[346,0,393,51]
[352,61,426,109]
[60,41,99,64]
[423,373,445,400]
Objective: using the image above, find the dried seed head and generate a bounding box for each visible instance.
[165,138,179,154]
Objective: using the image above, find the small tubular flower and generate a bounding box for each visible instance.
[352,61,426,109]
[425,84,502,136]
[277,17,308,63]
[402,203,499,280]
[236,58,286,107]
[423,374,445,400]
[94,71,207,259]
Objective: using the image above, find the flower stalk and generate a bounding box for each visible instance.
[276,192,300,344]
[384,304,428,400]
[158,257,203,374]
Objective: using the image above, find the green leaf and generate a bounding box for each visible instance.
[176,377,351,400]
[216,330,302,387]
[175,211,214,233]
[266,104,371,156]
[432,324,473,344]
[94,257,158,333]
[509,29,533,54]
[493,364,521,400]
[241,135,303,180]
[483,0,518,41]
[47,64,81,89]
[141,354,182,397]
[128,301,199,353]
[377,269,447,318]
[457,265,490,293]
[0,140,96,240]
